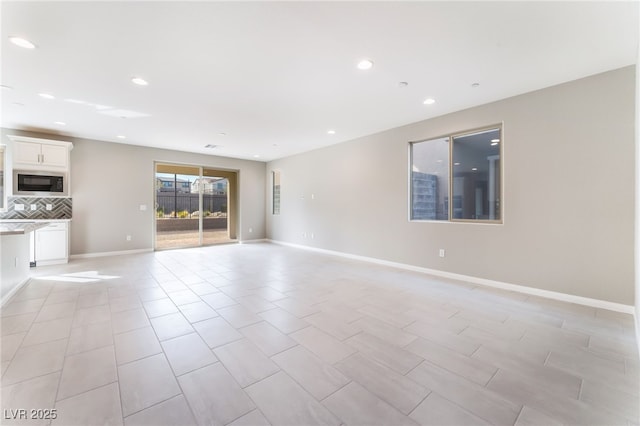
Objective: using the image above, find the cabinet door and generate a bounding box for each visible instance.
[40,144,68,168]
[35,228,68,261]
[13,141,42,165]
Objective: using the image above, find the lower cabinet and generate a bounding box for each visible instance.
[31,221,69,266]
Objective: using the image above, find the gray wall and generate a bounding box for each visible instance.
[1,129,267,255]
[267,66,636,305]
[635,35,640,342]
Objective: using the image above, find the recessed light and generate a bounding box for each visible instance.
[471,82,480,88]
[253,154,261,158]
[491,142,499,146]
[218,132,226,137]
[204,144,218,149]
[54,121,66,126]
[131,77,148,86]
[9,36,36,49]
[398,81,408,88]
[117,135,126,139]
[436,159,443,163]
[357,59,374,70]
[39,93,55,99]
[472,167,478,171]
[454,162,461,166]
[327,130,336,135]
[423,98,436,105]
[491,138,500,143]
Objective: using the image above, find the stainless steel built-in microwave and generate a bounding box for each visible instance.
[13,170,68,197]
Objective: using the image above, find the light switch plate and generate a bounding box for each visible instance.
[15,204,24,211]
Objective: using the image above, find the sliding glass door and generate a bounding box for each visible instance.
[155,163,236,250]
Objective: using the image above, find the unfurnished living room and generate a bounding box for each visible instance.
[0,2,639,425]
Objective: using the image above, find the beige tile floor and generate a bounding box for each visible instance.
[1,243,638,425]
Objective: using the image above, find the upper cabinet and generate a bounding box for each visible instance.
[8,136,73,171]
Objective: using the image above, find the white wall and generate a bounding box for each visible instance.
[267,66,636,306]
[0,233,30,301]
[635,19,640,346]
[1,129,267,256]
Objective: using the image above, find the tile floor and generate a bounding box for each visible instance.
[1,242,638,425]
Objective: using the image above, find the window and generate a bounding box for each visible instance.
[410,137,449,220]
[272,171,281,215]
[410,126,502,223]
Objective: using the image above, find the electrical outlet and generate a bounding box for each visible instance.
[139,204,147,211]
[126,235,132,241]
[249,227,253,233]
[30,204,37,211]
[311,232,315,239]
[439,249,445,258]
[46,204,53,211]
[15,204,24,211]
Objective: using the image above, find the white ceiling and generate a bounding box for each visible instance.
[1,1,638,162]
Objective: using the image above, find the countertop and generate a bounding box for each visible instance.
[0,221,53,236]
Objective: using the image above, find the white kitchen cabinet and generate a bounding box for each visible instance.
[9,136,72,171]
[33,221,69,266]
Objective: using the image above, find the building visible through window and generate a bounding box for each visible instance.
[272,171,281,215]
[410,126,502,223]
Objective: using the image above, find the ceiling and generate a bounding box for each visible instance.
[1,2,637,162]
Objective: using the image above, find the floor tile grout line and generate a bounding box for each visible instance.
[51,331,73,407]
[110,332,126,426]
[577,378,585,401]
[484,365,502,389]
[405,389,433,418]
[333,356,429,417]
[121,381,182,420]
[511,400,526,426]
[2,366,65,391]
[318,379,354,404]
[238,367,282,391]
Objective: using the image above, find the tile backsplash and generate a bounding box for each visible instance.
[0,197,72,220]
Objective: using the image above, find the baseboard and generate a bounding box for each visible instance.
[239,238,268,244]
[70,248,153,259]
[636,305,640,356]
[268,239,635,315]
[1,277,30,307]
